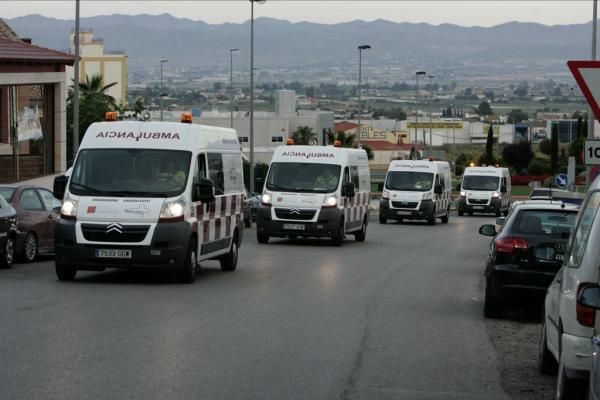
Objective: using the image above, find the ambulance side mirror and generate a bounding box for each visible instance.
[500,184,507,193]
[194,178,215,203]
[53,175,68,200]
[434,184,443,195]
[342,182,355,197]
[255,178,265,193]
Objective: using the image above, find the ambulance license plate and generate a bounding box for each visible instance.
[95,249,132,259]
[283,224,305,230]
[473,206,484,210]
[397,211,412,215]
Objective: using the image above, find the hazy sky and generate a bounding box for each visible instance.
[1,1,596,27]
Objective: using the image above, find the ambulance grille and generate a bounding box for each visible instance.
[468,199,489,205]
[391,201,418,209]
[81,224,150,243]
[274,208,316,220]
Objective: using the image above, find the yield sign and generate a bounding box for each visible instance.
[568,61,600,120]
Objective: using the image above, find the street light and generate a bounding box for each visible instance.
[357,44,371,147]
[249,0,266,193]
[428,74,435,156]
[229,48,239,128]
[160,59,168,121]
[73,0,80,159]
[414,71,426,159]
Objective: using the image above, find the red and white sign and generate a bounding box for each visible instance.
[568,61,600,120]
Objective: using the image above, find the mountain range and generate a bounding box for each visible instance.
[5,14,596,68]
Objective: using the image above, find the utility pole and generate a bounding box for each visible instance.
[72,0,80,160]
[160,59,168,121]
[414,71,426,159]
[588,0,598,188]
[230,48,239,128]
[428,74,435,156]
[357,45,371,147]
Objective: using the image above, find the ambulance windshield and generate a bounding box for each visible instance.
[385,171,433,192]
[69,149,192,197]
[266,162,341,193]
[462,175,500,191]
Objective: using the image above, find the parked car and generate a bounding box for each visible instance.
[574,286,600,400]
[0,195,17,268]
[539,181,600,399]
[529,187,585,206]
[0,186,62,262]
[479,201,579,318]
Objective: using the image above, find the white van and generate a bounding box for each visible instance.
[458,166,511,217]
[53,115,245,283]
[256,144,370,245]
[379,160,452,225]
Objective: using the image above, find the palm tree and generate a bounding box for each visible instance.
[327,130,373,160]
[291,126,317,145]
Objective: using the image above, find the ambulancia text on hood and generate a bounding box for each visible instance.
[95,131,181,142]
[281,151,335,159]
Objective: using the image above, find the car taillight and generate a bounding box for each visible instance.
[577,283,597,327]
[495,237,528,253]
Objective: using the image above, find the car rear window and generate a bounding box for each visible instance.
[0,187,15,203]
[511,209,577,237]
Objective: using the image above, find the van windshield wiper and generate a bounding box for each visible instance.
[266,183,290,191]
[105,190,171,198]
[70,181,104,194]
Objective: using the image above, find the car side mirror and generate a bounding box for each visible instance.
[434,184,443,195]
[53,175,68,200]
[496,217,506,226]
[579,286,600,309]
[478,224,496,237]
[255,178,265,193]
[194,178,215,203]
[500,184,507,193]
[342,182,355,197]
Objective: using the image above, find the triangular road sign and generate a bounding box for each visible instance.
[568,61,600,121]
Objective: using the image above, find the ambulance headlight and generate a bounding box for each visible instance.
[60,196,78,220]
[422,192,433,201]
[460,190,466,197]
[322,195,337,208]
[160,197,186,222]
[492,191,500,198]
[261,193,272,205]
[382,190,390,200]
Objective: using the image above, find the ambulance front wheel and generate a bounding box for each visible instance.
[354,216,367,242]
[257,232,270,244]
[458,208,464,216]
[55,261,77,281]
[176,238,197,283]
[379,214,387,224]
[441,207,450,224]
[427,209,436,226]
[331,220,345,246]
[220,232,239,272]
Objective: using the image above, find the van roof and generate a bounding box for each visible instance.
[463,166,508,176]
[388,159,450,172]
[271,145,369,166]
[79,121,241,152]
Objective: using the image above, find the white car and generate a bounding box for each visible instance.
[539,179,600,399]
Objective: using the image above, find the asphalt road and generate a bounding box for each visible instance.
[0,213,512,400]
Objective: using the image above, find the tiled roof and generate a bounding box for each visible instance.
[334,121,359,132]
[0,18,18,40]
[0,37,75,64]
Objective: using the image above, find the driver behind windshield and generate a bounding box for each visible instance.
[156,159,186,187]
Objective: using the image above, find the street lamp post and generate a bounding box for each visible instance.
[414,71,426,159]
[160,59,168,121]
[73,0,80,159]
[588,0,598,189]
[357,44,371,147]
[249,0,266,193]
[229,48,239,129]
[428,74,435,156]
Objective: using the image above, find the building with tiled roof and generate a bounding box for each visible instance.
[0,20,75,183]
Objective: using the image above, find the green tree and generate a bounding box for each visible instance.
[502,141,534,173]
[477,101,493,116]
[291,126,317,145]
[550,122,559,174]
[539,138,552,156]
[483,124,496,165]
[326,131,373,160]
[507,109,529,124]
[67,73,118,161]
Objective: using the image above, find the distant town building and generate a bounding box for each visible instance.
[66,29,127,105]
[0,18,74,182]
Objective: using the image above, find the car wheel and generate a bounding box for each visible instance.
[0,236,15,269]
[495,208,502,217]
[176,238,197,283]
[428,209,436,226]
[441,207,450,224]
[220,234,238,272]
[458,208,464,216]
[331,221,344,246]
[468,211,473,216]
[23,232,38,263]
[538,320,558,375]
[55,261,77,281]
[244,216,251,228]
[483,279,502,318]
[257,232,269,244]
[555,354,587,400]
[354,217,367,242]
[379,214,387,224]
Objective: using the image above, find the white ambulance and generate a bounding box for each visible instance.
[379,160,452,225]
[457,166,511,217]
[256,144,370,245]
[53,113,245,283]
